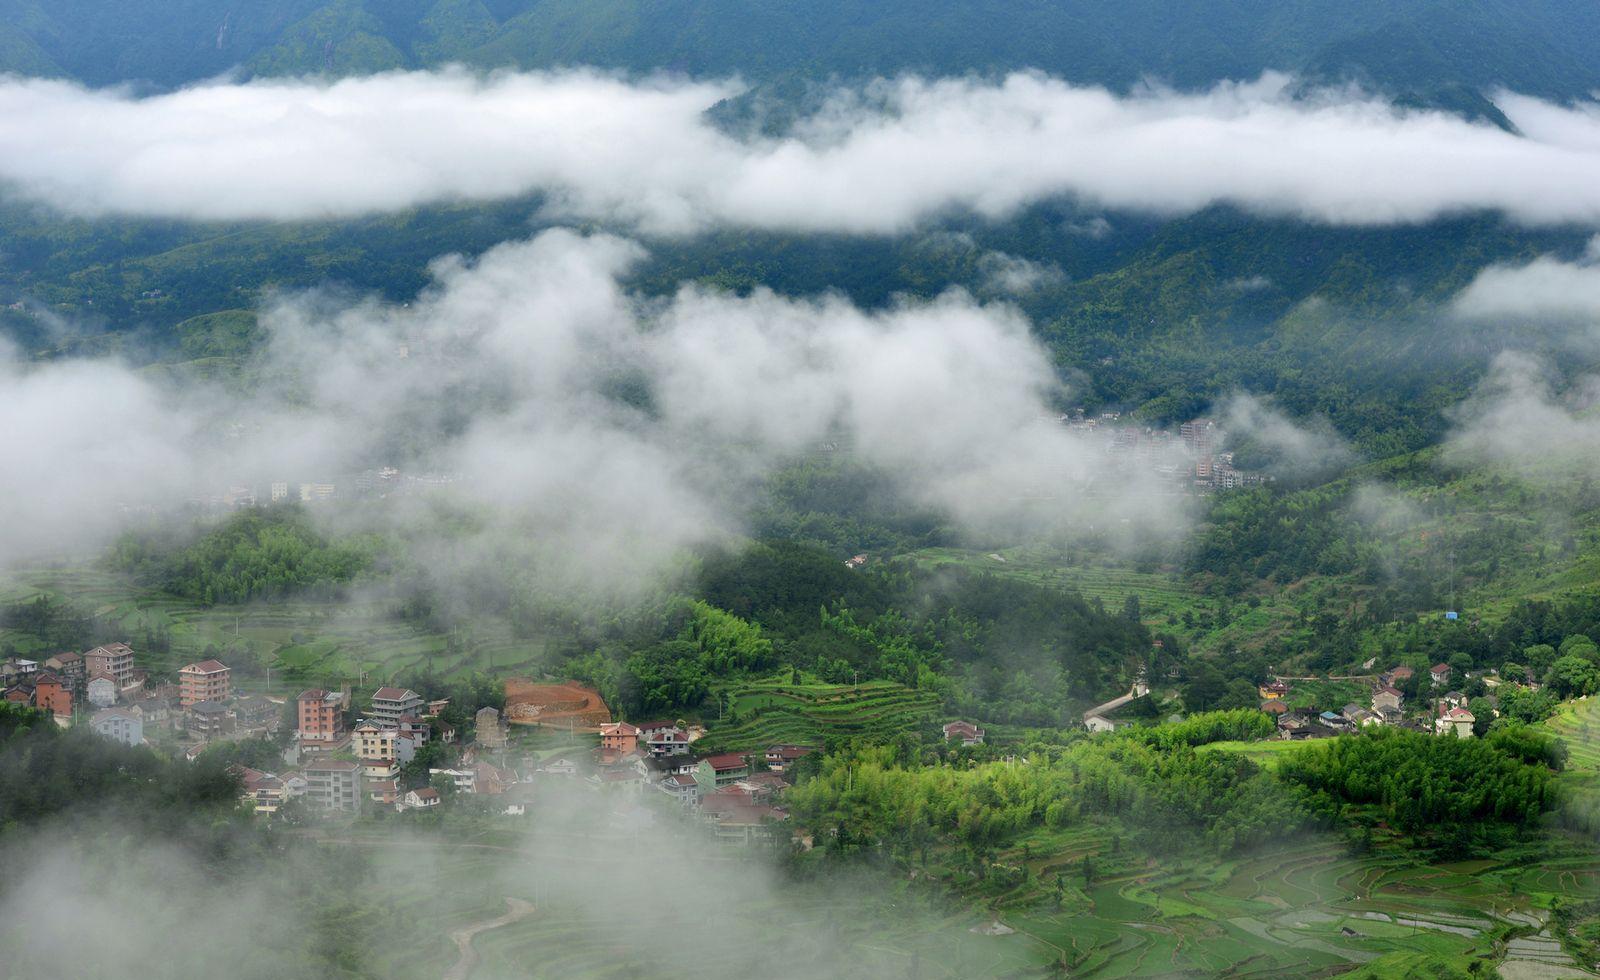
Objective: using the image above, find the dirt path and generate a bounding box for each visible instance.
[444,897,535,980]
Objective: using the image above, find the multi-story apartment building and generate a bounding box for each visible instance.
[187,700,236,738]
[368,687,425,726]
[304,759,362,811]
[296,689,346,748]
[352,720,419,778]
[178,659,231,707]
[90,706,144,746]
[84,643,136,687]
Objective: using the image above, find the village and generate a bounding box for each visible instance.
[1078,657,1507,740]
[0,644,847,846]
[1256,661,1490,740]
[1052,413,1274,494]
[3,636,1504,842]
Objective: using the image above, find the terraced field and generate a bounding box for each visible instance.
[908,547,1194,613]
[1544,697,1600,773]
[0,565,547,688]
[697,677,942,752]
[984,828,1600,978]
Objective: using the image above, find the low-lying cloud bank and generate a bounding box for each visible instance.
[1451,235,1600,323]
[0,229,1193,577]
[3,70,1600,232]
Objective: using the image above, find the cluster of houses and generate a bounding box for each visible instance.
[229,685,507,815]
[572,722,811,844]
[230,690,821,846]
[8,641,990,845]
[1044,412,1272,494]
[4,644,280,752]
[1258,663,1488,740]
[193,467,460,512]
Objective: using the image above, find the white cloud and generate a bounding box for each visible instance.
[1444,351,1600,473]
[976,251,1066,295]
[3,70,1600,232]
[1217,392,1351,477]
[0,343,201,562]
[0,229,1190,576]
[1451,236,1600,322]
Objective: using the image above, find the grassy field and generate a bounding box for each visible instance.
[903,545,1318,656]
[0,565,547,690]
[1196,737,1309,770]
[697,675,942,752]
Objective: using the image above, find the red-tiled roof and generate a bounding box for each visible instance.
[704,753,748,771]
[182,659,229,674]
[766,744,814,759]
[1431,663,1451,673]
[372,687,419,702]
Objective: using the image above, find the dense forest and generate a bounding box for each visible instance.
[8,0,1600,97]
[0,702,241,829]
[109,506,389,605]
[784,711,1567,867]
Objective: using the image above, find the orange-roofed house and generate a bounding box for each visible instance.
[31,671,72,720]
[600,721,640,754]
[178,659,231,707]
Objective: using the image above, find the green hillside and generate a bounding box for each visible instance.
[7,0,1600,98]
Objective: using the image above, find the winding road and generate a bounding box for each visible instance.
[444,897,536,980]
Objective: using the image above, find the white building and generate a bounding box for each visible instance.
[90,706,144,746]
[86,675,118,709]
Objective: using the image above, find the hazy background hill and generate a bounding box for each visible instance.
[5,0,1600,101]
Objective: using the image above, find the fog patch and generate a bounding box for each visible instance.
[4,70,1600,232]
[1217,392,1353,478]
[1451,236,1600,324]
[0,228,1196,587]
[976,251,1067,295]
[1444,351,1600,475]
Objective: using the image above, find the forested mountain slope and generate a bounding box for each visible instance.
[5,0,1600,99]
